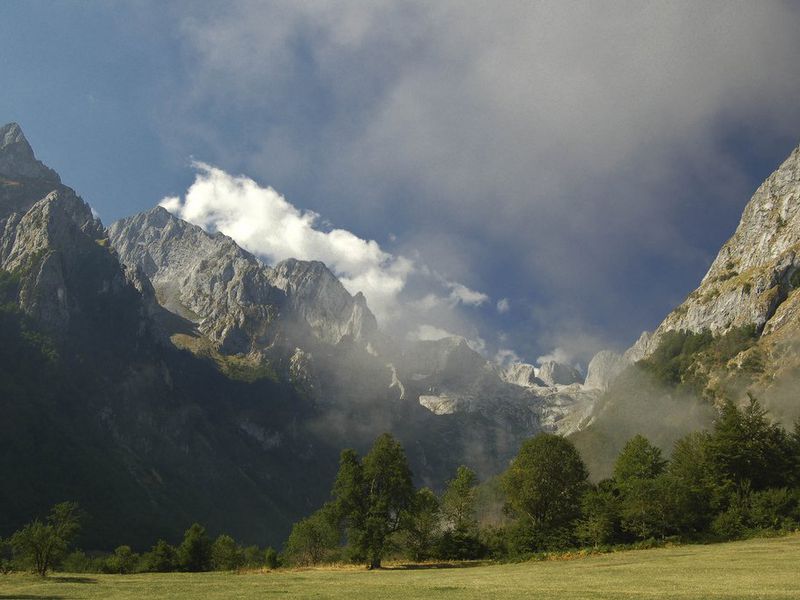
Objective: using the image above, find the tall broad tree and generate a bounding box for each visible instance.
[10,501,81,576]
[333,433,415,569]
[502,434,588,531]
[613,435,667,484]
[707,396,794,492]
[177,523,212,572]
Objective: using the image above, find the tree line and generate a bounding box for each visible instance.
[283,396,800,567]
[0,512,279,576]
[2,396,798,575]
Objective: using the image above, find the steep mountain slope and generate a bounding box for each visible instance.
[632,143,800,413]
[574,142,800,477]
[659,147,800,337]
[109,203,597,439]
[0,124,338,549]
[3,122,597,552]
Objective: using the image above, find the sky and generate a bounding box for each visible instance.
[2,1,800,368]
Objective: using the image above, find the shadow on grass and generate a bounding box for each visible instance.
[385,561,491,570]
[49,576,98,584]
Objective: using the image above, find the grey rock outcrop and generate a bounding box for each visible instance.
[109,207,285,353]
[584,350,628,390]
[0,122,60,183]
[0,123,150,337]
[638,144,800,356]
[403,339,598,436]
[268,258,378,346]
[538,360,584,386]
[501,362,545,387]
[108,207,379,354]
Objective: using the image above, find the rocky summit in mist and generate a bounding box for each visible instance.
[2,121,800,549]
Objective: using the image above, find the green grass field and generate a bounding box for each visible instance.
[2,534,799,600]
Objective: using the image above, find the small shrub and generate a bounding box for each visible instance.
[711,509,745,540]
[105,545,139,574]
[264,547,279,569]
[748,489,799,531]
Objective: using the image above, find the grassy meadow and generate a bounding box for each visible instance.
[2,534,799,600]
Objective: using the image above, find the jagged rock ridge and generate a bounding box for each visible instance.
[108,207,379,354]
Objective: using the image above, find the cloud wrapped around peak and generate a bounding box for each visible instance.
[160,162,490,337]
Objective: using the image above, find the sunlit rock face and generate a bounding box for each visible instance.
[584,350,627,391]
[109,208,379,354]
[634,145,800,355]
[267,257,378,346]
[0,123,143,336]
[537,360,584,386]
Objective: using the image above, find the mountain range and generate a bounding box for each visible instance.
[2,121,799,549]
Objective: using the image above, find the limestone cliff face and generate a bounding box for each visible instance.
[267,258,378,347]
[0,124,144,336]
[584,350,627,391]
[108,207,285,353]
[0,122,60,184]
[501,362,544,387]
[537,360,583,386]
[580,142,800,420]
[648,145,800,348]
[108,208,379,354]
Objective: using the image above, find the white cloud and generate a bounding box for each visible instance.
[407,324,487,356]
[160,162,489,332]
[447,282,489,307]
[496,298,510,314]
[407,324,458,342]
[536,347,574,366]
[494,348,520,366]
[156,1,800,359]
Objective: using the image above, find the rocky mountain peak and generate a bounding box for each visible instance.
[630,142,800,355]
[537,360,584,386]
[268,257,379,346]
[501,362,544,387]
[0,122,61,182]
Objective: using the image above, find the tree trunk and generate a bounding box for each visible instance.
[368,556,382,570]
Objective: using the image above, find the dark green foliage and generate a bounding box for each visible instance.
[441,466,478,534]
[242,545,265,568]
[177,523,212,572]
[60,549,105,573]
[211,534,244,571]
[264,547,279,569]
[105,545,139,574]
[284,508,339,566]
[143,540,178,573]
[9,501,81,576]
[638,326,758,394]
[502,434,588,532]
[639,329,713,389]
[438,465,483,559]
[0,537,12,574]
[706,397,794,492]
[574,481,620,547]
[613,435,667,483]
[618,475,694,540]
[332,433,415,568]
[400,487,441,562]
[666,431,718,529]
[747,488,799,530]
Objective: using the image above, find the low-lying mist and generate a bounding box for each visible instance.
[570,365,716,480]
